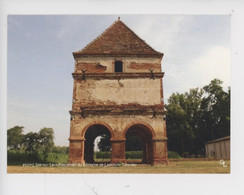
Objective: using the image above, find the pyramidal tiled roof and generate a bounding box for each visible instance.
[73,18,163,57]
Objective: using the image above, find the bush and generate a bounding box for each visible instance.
[44,153,69,164]
[7,150,43,165]
[7,150,69,165]
[94,151,111,159]
[52,146,69,154]
[126,151,142,159]
[168,151,181,159]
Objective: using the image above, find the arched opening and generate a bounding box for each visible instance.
[84,124,111,163]
[125,124,154,164]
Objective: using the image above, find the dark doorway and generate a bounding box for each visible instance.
[125,124,153,164]
[115,61,123,72]
[84,124,111,163]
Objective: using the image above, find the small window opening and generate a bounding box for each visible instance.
[115,61,123,72]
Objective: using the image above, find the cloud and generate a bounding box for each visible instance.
[163,45,230,103]
[190,46,231,89]
[125,15,186,54]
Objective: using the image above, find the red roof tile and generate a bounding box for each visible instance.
[73,19,163,58]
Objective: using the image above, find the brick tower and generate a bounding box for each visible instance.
[68,18,168,165]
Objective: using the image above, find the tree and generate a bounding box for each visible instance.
[98,134,111,151]
[184,88,204,155]
[166,92,197,156]
[200,79,230,140]
[23,132,40,152]
[165,79,230,157]
[38,128,54,153]
[20,127,55,153]
[7,126,24,150]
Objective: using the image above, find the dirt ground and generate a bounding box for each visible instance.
[7,160,230,174]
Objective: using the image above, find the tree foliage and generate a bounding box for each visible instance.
[38,128,54,153]
[7,126,55,153]
[201,79,230,140]
[166,79,230,157]
[7,126,24,150]
[7,127,68,165]
[23,132,39,152]
[98,134,111,151]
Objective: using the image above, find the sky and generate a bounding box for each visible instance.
[7,15,231,146]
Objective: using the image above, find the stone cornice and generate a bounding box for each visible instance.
[70,104,166,117]
[73,53,164,58]
[68,137,167,142]
[72,72,164,80]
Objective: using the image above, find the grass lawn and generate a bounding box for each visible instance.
[7,159,230,174]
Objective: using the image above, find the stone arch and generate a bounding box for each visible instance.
[122,122,155,164]
[81,121,114,138]
[82,122,114,163]
[122,121,156,139]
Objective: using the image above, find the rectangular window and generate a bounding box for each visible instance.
[115,61,123,72]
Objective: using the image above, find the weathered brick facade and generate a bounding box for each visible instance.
[69,18,168,165]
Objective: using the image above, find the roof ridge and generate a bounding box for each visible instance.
[73,19,163,57]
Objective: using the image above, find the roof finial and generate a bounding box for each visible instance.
[118,16,120,21]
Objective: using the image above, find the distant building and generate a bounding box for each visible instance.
[205,136,230,159]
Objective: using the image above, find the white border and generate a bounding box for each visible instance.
[1,0,244,194]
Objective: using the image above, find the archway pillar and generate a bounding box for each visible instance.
[68,137,85,164]
[152,138,169,165]
[110,138,126,164]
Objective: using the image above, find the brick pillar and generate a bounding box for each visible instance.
[111,139,126,163]
[152,138,168,165]
[68,137,85,164]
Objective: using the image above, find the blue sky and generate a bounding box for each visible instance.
[7,15,231,146]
